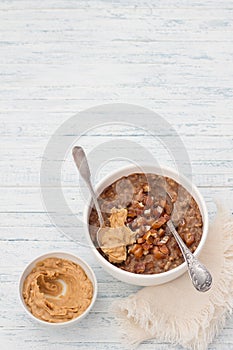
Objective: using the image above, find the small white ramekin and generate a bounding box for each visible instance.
[19,251,98,326]
[84,164,209,287]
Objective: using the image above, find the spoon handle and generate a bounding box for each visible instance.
[72,146,105,227]
[167,220,212,292]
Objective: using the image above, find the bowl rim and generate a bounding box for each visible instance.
[83,163,209,281]
[19,251,98,326]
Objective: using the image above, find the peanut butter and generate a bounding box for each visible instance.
[109,207,128,228]
[23,257,93,323]
[100,208,136,263]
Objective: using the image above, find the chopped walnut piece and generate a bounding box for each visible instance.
[184,232,195,247]
[159,245,169,255]
[157,228,165,237]
[142,231,152,241]
[158,236,170,245]
[152,246,164,259]
[129,244,143,259]
[151,216,167,229]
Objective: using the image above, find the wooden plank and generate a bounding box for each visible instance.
[0,180,232,213]
[0,309,233,345]
[1,97,233,137]
[0,114,232,137]
[0,133,232,186]
[0,8,233,43]
[0,187,232,232]
[0,161,232,187]
[0,77,233,98]
[1,0,233,10]
[0,184,232,241]
[0,134,232,159]
[0,63,233,89]
[1,41,233,65]
[0,160,233,187]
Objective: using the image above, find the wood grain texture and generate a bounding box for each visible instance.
[0,0,233,349]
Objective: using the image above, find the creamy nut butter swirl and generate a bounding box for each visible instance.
[99,208,136,263]
[23,258,93,323]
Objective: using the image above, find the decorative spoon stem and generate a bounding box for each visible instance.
[72,146,104,227]
[167,220,212,292]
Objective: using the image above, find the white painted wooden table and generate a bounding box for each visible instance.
[1,1,233,349]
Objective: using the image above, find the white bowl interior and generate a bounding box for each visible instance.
[19,251,98,326]
[84,164,209,286]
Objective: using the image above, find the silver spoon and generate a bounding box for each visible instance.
[166,219,212,292]
[159,192,212,292]
[72,146,134,253]
[72,146,105,228]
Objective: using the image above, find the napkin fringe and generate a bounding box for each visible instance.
[112,205,233,350]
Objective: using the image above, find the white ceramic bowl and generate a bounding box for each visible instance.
[19,251,97,326]
[84,164,209,286]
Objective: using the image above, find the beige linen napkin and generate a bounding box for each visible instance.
[113,201,233,350]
